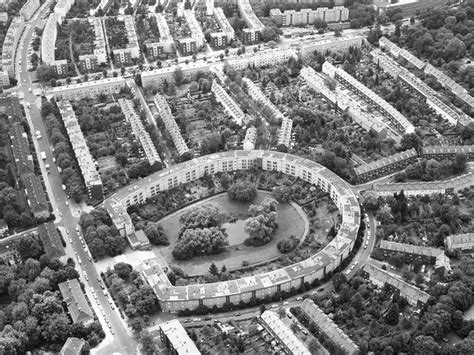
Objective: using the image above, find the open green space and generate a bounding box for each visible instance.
[156,190,307,275]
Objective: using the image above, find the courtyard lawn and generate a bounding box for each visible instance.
[155,191,308,275]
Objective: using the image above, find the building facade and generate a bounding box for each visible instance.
[270,6,349,27]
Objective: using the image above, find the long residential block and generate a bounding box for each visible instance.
[183,9,205,48]
[1,16,24,76]
[270,6,349,26]
[48,77,126,100]
[363,263,430,306]
[20,0,39,20]
[211,80,248,126]
[238,0,263,43]
[79,17,108,70]
[421,145,474,162]
[372,171,474,197]
[300,66,398,141]
[354,148,418,183]
[57,101,104,201]
[159,319,201,354]
[9,123,34,176]
[445,233,474,252]
[323,61,414,135]
[300,299,359,355]
[21,172,49,219]
[101,150,360,312]
[118,98,161,166]
[243,77,285,121]
[153,94,189,156]
[210,7,235,48]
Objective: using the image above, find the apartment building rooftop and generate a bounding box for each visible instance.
[183,9,205,47]
[260,310,311,355]
[152,13,173,45]
[277,117,293,148]
[159,319,201,355]
[372,171,474,196]
[20,172,49,218]
[41,13,60,65]
[300,299,359,355]
[57,101,102,189]
[9,123,34,175]
[363,263,430,305]
[445,233,474,251]
[118,98,161,165]
[153,94,189,156]
[58,278,94,324]
[37,222,65,259]
[59,337,85,355]
[213,7,234,36]
[353,148,418,176]
[238,0,264,30]
[421,145,474,157]
[243,126,257,150]
[211,80,247,125]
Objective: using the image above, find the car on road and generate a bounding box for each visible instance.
[65,201,69,206]
[234,312,241,317]
[282,301,289,306]
[192,318,201,322]
[183,319,191,323]
[204,316,212,321]
[317,288,325,293]
[59,211,62,217]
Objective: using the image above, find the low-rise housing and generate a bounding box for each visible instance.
[154,94,190,156]
[118,98,162,166]
[2,16,24,76]
[372,171,474,196]
[421,145,474,162]
[211,80,248,126]
[445,233,474,252]
[277,117,293,149]
[299,36,364,60]
[21,172,49,219]
[270,6,349,27]
[79,17,108,70]
[59,338,86,355]
[159,319,201,355]
[243,77,285,121]
[227,48,297,70]
[243,126,257,150]
[260,310,311,355]
[353,148,418,183]
[141,61,210,88]
[57,101,104,201]
[374,0,448,17]
[152,13,174,53]
[323,61,414,135]
[19,0,39,20]
[300,299,359,355]
[48,77,126,100]
[9,123,34,176]
[363,263,430,306]
[58,278,94,324]
[37,222,65,260]
[379,240,451,276]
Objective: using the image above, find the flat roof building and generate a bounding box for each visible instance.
[20,0,39,20]
[300,299,359,355]
[21,172,49,220]
[243,126,257,151]
[118,98,162,166]
[152,13,174,53]
[354,148,418,183]
[58,278,94,324]
[421,145,474,161]
[183,9,205,48]
[9,123,34,176]
[363,263,430,306]
[278,117,293,149]
[260,310,311,355]
[57,100,104,201]
[445,233,474,252]
[153,94,190,156]
[372,171,474,197]
[323,61,414,135]
[41,13,60,65]
[120,150,361,312]
[243,77,285,122]
[159,319,200,355]
[211,80,248,126]
[2,17,24,76]
[270,6,349,27]
[59,337,85,355]
[48,77,126,100]
[37,222,65,260]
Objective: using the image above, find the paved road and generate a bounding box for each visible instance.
[13,4,137,355]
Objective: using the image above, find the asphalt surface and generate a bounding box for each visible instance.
[14,4,137,354]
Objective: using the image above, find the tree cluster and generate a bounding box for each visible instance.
[244,198,278,246]
[227,182,257,202]
[0,253,104,353]
[277,235,299,253]
[41,100,86,202]
[396,153,467,182]
[104,262,160,321]
[79,208,128,259]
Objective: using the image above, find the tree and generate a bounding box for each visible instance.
[385,303,400,325]
[139,331,156,354]
[332,272,347,292]
[144,222,169,246]
[174,68,184,86]
[412,335,440,354]
[0,265,14,295]
[179,203,228,230]
[277,235,299,253]
[114,262,133,280]
[314,19,328,29]
[261,26,277,42]
[172,227,229,260]
[244,198,278,246]
[227,182,257,202]
[308,339,320,353]
[209,263,219,276]
[278,306,286,319]
[16,235,44,261]
[400,133,422,152]
[36,65,56,82]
